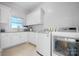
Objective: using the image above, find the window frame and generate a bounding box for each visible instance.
[10,16,23,29]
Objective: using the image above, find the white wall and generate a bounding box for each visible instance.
[0,4,26,32]
[32,2,79,31]
[43,2,79,28]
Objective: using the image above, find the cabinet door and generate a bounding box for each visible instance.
[19,33,27,42]
[26,14,32,25]
[42,34,51,56]
[31,33,37,45]
[35,33,38,46]
[11,33,20,46]
[26,9,42,25]
[0,6,11,23]
[37,33,51,56]
[1,33,28,49]
[11,33,27,46]
[29,32,35,44]
[1,33,13,49]
[28,32,37,45]
[27,32,32,43]
[37,33,43,53]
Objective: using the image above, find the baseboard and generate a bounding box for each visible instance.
[28,42,36,47]
[2,42,29,50]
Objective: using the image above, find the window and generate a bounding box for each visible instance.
[10,16,23,28]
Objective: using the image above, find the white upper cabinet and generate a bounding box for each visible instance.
[26,8,44,25]
[0,5,11,23]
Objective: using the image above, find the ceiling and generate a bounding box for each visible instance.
[0,2,43,14]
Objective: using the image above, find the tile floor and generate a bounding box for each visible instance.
[2,43,40,56]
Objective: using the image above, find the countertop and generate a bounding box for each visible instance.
[1,31,79,39]
[0,31,51,34]
[0,31,30,33]
[52,32,79,39]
